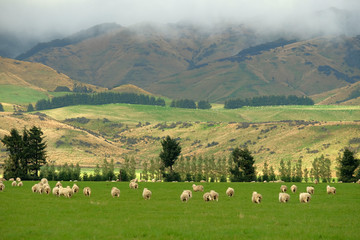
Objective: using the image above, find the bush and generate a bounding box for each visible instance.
[163,171,181,182]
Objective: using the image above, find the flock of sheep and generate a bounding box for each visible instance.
[0,177,355,204]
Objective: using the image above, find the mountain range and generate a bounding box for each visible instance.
[1,22,360,104]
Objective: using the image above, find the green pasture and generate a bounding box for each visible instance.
[42,103,360,124]
[1,182,359,239]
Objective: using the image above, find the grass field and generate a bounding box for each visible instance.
[1,181,359,239]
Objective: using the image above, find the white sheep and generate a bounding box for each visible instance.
[356,179,360,184]
[203,192,212,201]
[0,183,5,191]
[130,178,138,183]
[210,190,219,201]
[44,185,51,194]
[180,191,189,202]
[32,184,38,193]
[16,177,21,182]
[192,184,204,192]
[38,185,45,194]
[111,187,120,198]
[55,181,62,188]
[83,187,91,197]
[129,181,138,189]
[11,181,17,187]
[72,184,79,193]
[279,192,290,203]
[252,191,262,204]
[306,186,314,195]
[17,181,23,187]
[299,192,311,203]
[290,185,297,193]
[226,187,234,197]
[326,185,336,194]
[200,180,206,183]
[9,178,14,181]
[52,186,60,196]
[41,178,48,185]
[142,188,152,200]
[280,185,287,192]
[183,190,192,199]
[66,186,74,198]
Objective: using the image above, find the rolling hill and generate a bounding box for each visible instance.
[16,23,360,103]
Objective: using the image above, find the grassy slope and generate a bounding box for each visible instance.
[1,181,359,239]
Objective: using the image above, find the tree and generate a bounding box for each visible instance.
[159,136,181,172]
[27,104,34,112]
[262,161,269,181]
[295,158,302,182]
[0,103,4,112]
[303,168,309,183]
[311,157,321,182]
[269,166,276,181]
[197,100,212,109]
[338,148,359,182]
[279,159,287,181]
[229,148,256,182]
[25,126,47,176]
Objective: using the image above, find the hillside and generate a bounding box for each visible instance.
[17,23,360,103]
[1,104,360,174]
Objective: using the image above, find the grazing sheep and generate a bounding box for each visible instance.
[55,181,62,188]
[306,186,315,195]
[52,186,60,196]
[183,190,192,199]
[129,181,139,189]
[17,181,23,187]
[226,187,234,197]
[16,177,21,182]
[38,185,45,194]
[326,185,336,194]
[130,178,138,183]
[9,178,14,181]
[290,185,297,193]
[200,180,206,183]
[203,192,212,201]
[72,184,79,193]
[252,191,262,204]
[142,188,152,200]
[12,181,17,187]
[192,184,204,192]
[32,184,38,193]
[180,191,189,202]
[0,183,5,191]
[66,186,74,198]
[299,192,311,203]
[44,185,51,195]
[314,179,318,184]
[280,185,287,192]
[83,187,91,197]
[41,178,48,185]
[356,179,360,184]
[111,187,120,198]
[210,190,219,201]
[279,192,290,203]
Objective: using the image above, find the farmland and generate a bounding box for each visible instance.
[0,181,359,239]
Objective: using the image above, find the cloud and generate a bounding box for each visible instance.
[0,0,359,41]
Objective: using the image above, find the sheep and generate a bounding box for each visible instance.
[200,180,206,183]
[327,185,336,194]
[32,184,38,193]
[12,181,17,187]
[129,181,138,189]
[0,183,5,191]
[17,181,23,187]
[183,190,192,199]
[279,192,290,203]
[210,190,219,201]
[111,187,120,198]
[252,191,262,204]
[357,179,360,184]
[203,192,212,201]
[142,188,152,200]
[16,177,21,182]
[72,184,79,193]
[55,181,62,188]
[280,185,287,192]
[290,185,297,193]
[226,187,234,197]
[306,186,315,195]
[38,185,45,194]
[299,192,311,203]
[130,178,138,183]
[59,186,73,198]
[44,185,51,195]
[180,191,189,202]
[83,187,91,197]
[9,178,14,181]
[52,186,60,196]
[192,184,204,192]
[314,179,318,184]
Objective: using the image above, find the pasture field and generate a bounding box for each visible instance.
[1,181,359,240]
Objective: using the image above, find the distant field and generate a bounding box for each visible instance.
[42,103,360,124]
[0,85,49,104]
[1,181,359,239]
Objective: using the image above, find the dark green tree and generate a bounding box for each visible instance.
[338,148,359,182]
[262,161,269,181]
[279,159,287,181]
[197,100,212,109]
[25,126,47,177]
[159,135,181,181]
[0,103,4,112]
[27,104,34,112]
[311,156,321,182]
[229,148,256,182]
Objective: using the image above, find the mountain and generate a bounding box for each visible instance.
[17,23,360,103]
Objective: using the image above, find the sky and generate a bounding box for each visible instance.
[1,0,360,43]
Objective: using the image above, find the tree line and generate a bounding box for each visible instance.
[170,99,212,109]
[34,92,166,110]
[224,95,314,109]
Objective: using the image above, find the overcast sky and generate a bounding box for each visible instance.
[1,0,360,40]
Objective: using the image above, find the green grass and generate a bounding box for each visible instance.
[0,85,49,104]
[42,103,360,124]
[0,181,359,239]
